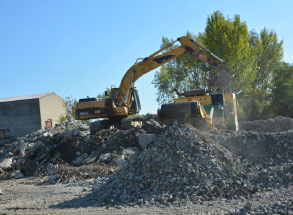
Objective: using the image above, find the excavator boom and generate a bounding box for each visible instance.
[116,36,231,107]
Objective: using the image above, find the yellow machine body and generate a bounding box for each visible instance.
[75,36,233,132]
[159,91,238,131]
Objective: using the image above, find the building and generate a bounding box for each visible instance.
[0,93,67,145]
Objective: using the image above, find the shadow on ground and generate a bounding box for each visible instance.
[50,192,99,208]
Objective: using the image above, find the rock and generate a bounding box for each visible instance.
[83,151,99,164]
[15,172,25,179]
[31,141,44,154]
[121,118,142,130]
[143,119,165,134]
[45,175,59,184]
[122,148,136,155]
[99,153,111,161]
[0,158,13,170]
[73,153,88,165]
[72,129,81,136]
[244,202,252,211]
[138,134,155,149]
[23,159,38,176]
[18,142,28,151]
[114,158,127,167]
[0,167,4,175]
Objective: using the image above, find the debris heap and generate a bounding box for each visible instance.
[92,122,257,206]
[0,121,144,180]
[239,116,293,132]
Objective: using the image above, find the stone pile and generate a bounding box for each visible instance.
[0,120,148,179]
[92,122,259,206]
[0,116,293,209]
[239,116,293,132]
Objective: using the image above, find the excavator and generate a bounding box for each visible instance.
[75,36,237,132]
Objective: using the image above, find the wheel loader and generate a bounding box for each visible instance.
[158,88,238,131]
[75,36,237,132]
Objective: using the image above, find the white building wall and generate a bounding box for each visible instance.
[39,93,67,128]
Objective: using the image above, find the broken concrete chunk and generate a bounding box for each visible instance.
[114,158,127,167]
[18,142,28,151]
[73,153,88,165]
[23,159,38,176]
[72,129,81,136]
[15,172,24,179]
[45,174,59,184]
[121,118,142,130]
[138,134,155,149]
[31,141,44,154]
[0,158,13,170]
[99,153,111,161]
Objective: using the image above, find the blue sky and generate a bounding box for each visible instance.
[0,0,292,114]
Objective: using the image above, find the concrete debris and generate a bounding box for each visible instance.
[138,134,155,149]
[0,116,292,209]
[14,172,24,179]
[239,116,293,132]
[0,119,157,180]
[91,119,293,207]
[0,158,13,170]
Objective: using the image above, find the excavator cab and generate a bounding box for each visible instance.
[109,88,120,100]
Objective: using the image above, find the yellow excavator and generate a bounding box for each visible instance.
[75,36,236,132]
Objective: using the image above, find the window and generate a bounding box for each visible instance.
[0,129,10,139]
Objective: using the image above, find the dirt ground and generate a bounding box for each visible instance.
[0,177,292,215]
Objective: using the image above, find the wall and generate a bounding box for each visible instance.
[39,93,67,128]
[0,99,41,144]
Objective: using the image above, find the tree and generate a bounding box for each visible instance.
[153,11,286,120]
[153,11,256,104]
[58,96,78,122]
[201,11,256,93]
[243,28,283,119]
[270,63,293,118]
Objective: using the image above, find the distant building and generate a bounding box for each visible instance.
[0,93,67,145]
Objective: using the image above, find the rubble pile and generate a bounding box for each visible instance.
[212,129,293,192]
[214,129,293,163]
[92,122,259,206]
[0,121,144,180]
[0,116,292,209]
[239,116,293,132]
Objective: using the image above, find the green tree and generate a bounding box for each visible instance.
[243,28,283,119]
[153,11,256,104]
[201,11,256,93]
[153,11,286,120]
[58,96,78,122]
[270,63,293,117]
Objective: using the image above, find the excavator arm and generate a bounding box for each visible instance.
[115,36,231,107]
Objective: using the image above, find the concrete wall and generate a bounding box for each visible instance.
[39,93,67,128]
[0,99,41,144]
